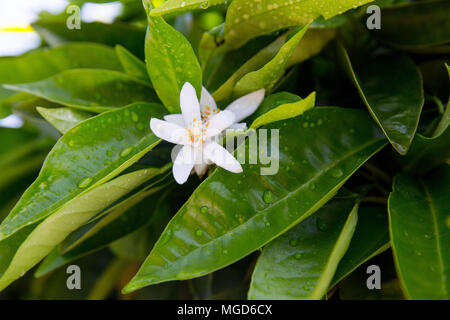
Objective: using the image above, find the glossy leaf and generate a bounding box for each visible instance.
[35,181,177,276]
[223,0,373,49]
[33,20,146,59]
[388,165,450,299]
[123,107,386,293]
[115,45,151,84]
[233,25,309,98]
[145,13,202,113]
[374,0,450,49]
[0,43,122,85]
[433,63,450,137]
[0,102,167,241]
[213,27,334,102]
[0,168,169,291]
[37,107,93,134]
[150,0,227,17]
[250,92,315,129]
[248,198,358,300]
[5,70,158,113]
[338,46,424,155]
[400,127,450,174]
[330,206,390,288]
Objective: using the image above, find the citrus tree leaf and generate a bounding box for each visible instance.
[145,7,202,113]
[232,25,310,98]
[330,206,390,288]
[248,198,358,300]
[150,0,227,17]
[115,45,151,84]
[123,107,386,293]
[5,70,158,113]
[37,107,93,134]
[33,20,146,59]
[338,45,424,155]
[223,0,373,50]
[374,0,450,49]
[388,165,450,299]
[0,168,170,291]
[0,102,167,241]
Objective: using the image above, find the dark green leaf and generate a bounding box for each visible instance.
[388,165,450,299]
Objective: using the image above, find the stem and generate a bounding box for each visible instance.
[364,163,392,186]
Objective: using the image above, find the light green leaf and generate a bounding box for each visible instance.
[232,25,309,98]
[150,0,227,17]
[0,102,166,241]
[248,198,358,300]
[37,107,93,134]
[115,45,151,84]
[223,0,373,50]
[0,168,169,291]
[250,92,315,129]
[338,45,424,155]
[123,107,386,293]
[388,165,450,299]
[5,69,158,113]
[330,206,390,288]
[145,12,202,113]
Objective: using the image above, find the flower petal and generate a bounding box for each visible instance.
[173,145,196,184]
[228,122,247,131]
[225,88,265,122]
[180,82,201,127]
[205,110,235,138]
[203,141,243,173]
[164,114,185,127]
[150,118,188,145]
[194,163,208,177]
[200,86,218,115]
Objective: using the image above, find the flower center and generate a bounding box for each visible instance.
[187,119,206,146]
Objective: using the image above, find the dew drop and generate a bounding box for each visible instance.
[131,112,139,122]
[78,177,93,188]
[222,249,228,254]
[289,239,297,246]
[309,184,316,191]
[294,253,303,260]
[303,122,309,128]
[263,190,274,204]
[120,147,133,157]
[200,206,209,214]
[106,150,113,157]
[199,1,209,9]
[331,168,343,178]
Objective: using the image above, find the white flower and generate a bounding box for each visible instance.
[150,82,265,184]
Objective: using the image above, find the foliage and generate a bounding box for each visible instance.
[0,0,448,300]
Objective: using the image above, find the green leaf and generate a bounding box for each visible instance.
[374,0,450,49]
[123,107,386,293]
[246,92,302,123]
[150,0,227,17]
[330,206,390,288]
[233,25,310,98]
[5,69,158,113]
[433,63,450,137]
[388,165,450,299]
[37,107,93,134]
[400,127,450,174]
[0,102,167,241]
[35,175,174,277]
[248,198,358,300]
[338,45,424,155]
[145,14,202,113]
[213,26,334,102]
[115,45,151,84]
[0,43,122,85]
[250,92,315,129]
[33,20,146,59]
[0,168,169,291]
[223,0,373,50]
